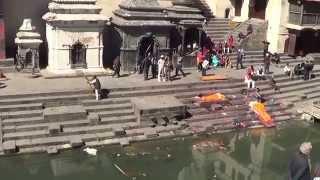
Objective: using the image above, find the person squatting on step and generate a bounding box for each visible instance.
[89,75,101,100]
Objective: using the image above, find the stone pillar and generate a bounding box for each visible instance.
[240,0,250,21]
[0,0,5,60]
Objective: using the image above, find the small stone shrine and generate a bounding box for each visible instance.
[112,0,205,72]
[15,19,43,73]
[42,0,109,75]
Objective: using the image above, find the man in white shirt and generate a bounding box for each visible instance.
[158,55,165,82]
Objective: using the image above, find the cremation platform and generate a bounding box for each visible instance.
[131,95,187,125]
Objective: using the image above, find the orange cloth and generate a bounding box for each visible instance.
[200,93,226,103]
[201,75,228,81]
[250,102,273,123]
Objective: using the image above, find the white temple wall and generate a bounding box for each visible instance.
[46,25,104,72]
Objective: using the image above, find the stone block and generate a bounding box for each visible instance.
[113,127,126,137]
[69,136,84,148]
[3,141,17,154]
[88,113,100,125]
[120,138,130,147]
[44,105,87,122]
[47,146,59,155]
[131,95,187,124]
[144,129,159,138]
[48,124,61,135]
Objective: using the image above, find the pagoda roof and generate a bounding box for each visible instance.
[112,16,174,27]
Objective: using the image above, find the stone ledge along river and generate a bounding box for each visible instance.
[0,122,319,180]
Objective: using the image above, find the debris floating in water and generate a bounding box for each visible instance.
[83,147,97,156]
[114,163,129,177]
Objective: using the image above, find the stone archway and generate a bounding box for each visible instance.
[136,33,159,73]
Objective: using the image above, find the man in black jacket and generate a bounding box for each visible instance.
[288,142,312,180]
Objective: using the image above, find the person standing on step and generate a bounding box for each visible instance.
[264,52,271,74]
[236,48,245,69]
[158,55,165,82]
[202,58,210,76]
[143,52,152,80]
[175,53,186,77]
[151,54,158,79]
[262,40,270,57]
[112,56,121,78]
[89,76,101,101]
[227,34,234,53]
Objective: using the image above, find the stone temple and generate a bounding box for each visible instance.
[42,0,109,75]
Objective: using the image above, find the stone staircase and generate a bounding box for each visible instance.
[205,18,232,43]
[0,77,293,155]
[225,18,267,49]
[194,0,214,18]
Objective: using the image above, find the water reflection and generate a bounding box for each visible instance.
[0,123,320,180]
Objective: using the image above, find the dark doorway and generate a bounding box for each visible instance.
[136,33,159,72]
[71,41,87,68]
[295,29,320,54]
[103,27,122,69]
[225,8,231,18]
[235,0,243,16]
[184,28,199,54]
[249,0,268,19]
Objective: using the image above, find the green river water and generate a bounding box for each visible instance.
[1,122,320,180]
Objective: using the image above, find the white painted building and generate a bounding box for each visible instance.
[42,0,109,75]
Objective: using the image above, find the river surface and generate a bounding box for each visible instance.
[1,122,320,180]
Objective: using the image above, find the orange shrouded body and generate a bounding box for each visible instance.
[251,102,272,123]
[200,93,226,103]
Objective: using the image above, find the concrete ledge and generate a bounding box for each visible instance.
[44,105,87,121]
[69,136,84,148]
[3,141,17,154]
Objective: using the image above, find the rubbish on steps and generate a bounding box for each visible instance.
[83,147,98,156]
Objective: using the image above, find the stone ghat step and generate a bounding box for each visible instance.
[97,109,134,118]
[3,130,48,141]
[82,98,130,106]
[0,94,94,106]
[206,27,232,31]
[125,124,181,137]
[85,103,132,113]
[0,103,43,112]
[2,117,45,126]
[0,90,91,100]
[188,105,290,124]
[108,81,246,98]
[44,105,87,122]
[2,119,90,134]
[190,114,291,133]
[14,123,183,150]
[100,115,137,125]
[0,109,43,119]
[264,79,320,97]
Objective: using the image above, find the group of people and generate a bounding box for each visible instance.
[283,60,314,81]
[137,52,186,82]
[197,35,236,76]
